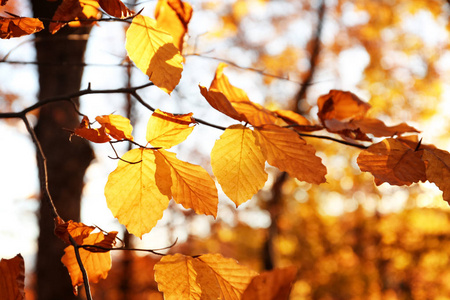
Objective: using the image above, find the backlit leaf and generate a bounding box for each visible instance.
[155,0,193,52]
[199,85,248,122]
[146,109,195,148]
[49,0,99,34]
[422,148,450,203]
[73,116,111,143]
[61,231,117,295]
[353,118,419,137]
[317,90,370,122]
[54,219,95,245]
[154,253,258,300]
[105,148,172,238]
[98,0,134,18]
[0,254,25,300]
[156,149,218,217]
[255,125,327,184]
[126,15,183,94]
[357,138,426,186]
[0,17,43,39]
[211,124,267,206]
[96,114,134,141]
[242,266,297,300]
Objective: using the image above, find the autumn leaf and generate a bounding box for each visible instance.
[211,124,267,206]
[317,90,370,122]
[146,109,196,148]
[96,114,134,141]
[61,231,117,295]
[0,17,44,39]
[156,149,218,217]
[241,266,297,300]
[98,0,134,18]
[105,148,172,238]
[200,63,278,126]
[0,254,25,300]
[255,125,327,184]
[54,219,95,245]
[155,0,193,52]
[357,138,427,186]
[126,15,183,94]
[154,253,258,300]
[73,116,111,143]
[352,118,419,137]
[422,148,450,203]
[49,0,99,34]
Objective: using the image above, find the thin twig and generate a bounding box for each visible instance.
[68,235,93,300]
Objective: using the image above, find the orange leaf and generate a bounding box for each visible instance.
[422,148,450,203]
[0,254,25,300]
[211,125,267,206]
[49,0,99,34]
[357,138,427,186]
[0,17,44,39]
[61,231,116,295]
[317,90,370,123]
[73,116,111,143]
[155,0,193,52]
[146,109,195,148]
[242,266,297,300]
[95,114,134,141]
[98,0,134,18]
[125,15,183,94]
[156,149,218,217]
[255,125,327,184]
[105,148,172,238]
[200,63,278,126]
[154,253,258,300]
[353,118,419,137]
[54,219,95,245]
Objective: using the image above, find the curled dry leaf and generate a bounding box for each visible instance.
[422,148,450,203]
[49,0,100,34]
[0,17,44,39]
[98,0,134,18]
[0,254,25,300]
[54,219,95,245]
[95,114,134,141]
[126,15,183,94]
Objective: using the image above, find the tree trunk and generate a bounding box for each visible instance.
[31,2,94,299]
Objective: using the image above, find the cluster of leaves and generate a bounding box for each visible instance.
[1,0,450,299]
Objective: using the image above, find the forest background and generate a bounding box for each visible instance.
[1,0,450,299]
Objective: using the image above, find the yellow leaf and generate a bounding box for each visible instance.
[0,254,25,300]
[105,148,172,238]
[211,124,267,206]
[126,15,183,94]
[155,0,193,52]
[156,149,218,217]
[96,114,134,141]
[0,17,44,39]
[61,232,116,295]
[154,253,258,300]
[146,109,195,148]
[255,125,327,184]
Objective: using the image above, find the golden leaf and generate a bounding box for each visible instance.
[61,231,116,295]
[146,109,195,148]
[0,17,44,39]
[156,149,218,217]
[54,219,95,245]
[255,125,327,184]
[49,0,99,34]
[155,0,193,52]
[154,253,258,300]
[125,15,183,94]
[211,125,267,206]
[105,148,172,238]
[73,116,111,143]
[0,254,25,300]
[95,114,134,141]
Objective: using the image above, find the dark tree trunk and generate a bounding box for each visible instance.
[31,2,94,299]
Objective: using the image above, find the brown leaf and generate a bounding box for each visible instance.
[54,219,95,245]
[357,138,426,186]
[317,90,370,123]
[73,116,111,143]
[242,266,297,300]
[98,0,134,18]
[0,17,44,39]
[49,0,99,34]
[422,148,450,203]
[352,118,419,137]
[0,254,25,300]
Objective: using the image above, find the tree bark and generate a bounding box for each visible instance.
[31,2,94,299]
